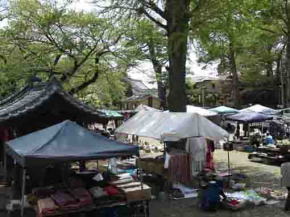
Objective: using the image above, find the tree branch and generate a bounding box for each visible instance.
[141,0,166,19]
[141,8,167,30]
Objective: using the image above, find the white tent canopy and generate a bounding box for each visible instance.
[186,105,217,117]
[240,104,277,115]
[115,110,229,141]
[135,104,160,112]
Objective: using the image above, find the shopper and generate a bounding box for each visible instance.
[264,132,274,145]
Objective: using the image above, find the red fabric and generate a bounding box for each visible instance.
[0,127,12,141]
[229,200,239,206]
[104,186,120,195]
[205,141,215,170]
[70,188,93,207]
[51,191,77,207]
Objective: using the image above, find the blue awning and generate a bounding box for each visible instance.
[6,120,138,167]
[226,112,273,123]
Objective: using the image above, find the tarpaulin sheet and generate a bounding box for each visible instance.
[226,111,273,123]
[115,110,229,142]
[209,106,239,114]
[240,104,277,115]
[186,105,217,117]
[6,120,138,167]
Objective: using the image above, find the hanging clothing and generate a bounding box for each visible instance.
[0,127,12,141]
[164,152,171,169]
[186,137,207,175]
[168,150,191,184]
[205,140,215,170]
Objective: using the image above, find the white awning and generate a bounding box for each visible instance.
[115,110,228,141]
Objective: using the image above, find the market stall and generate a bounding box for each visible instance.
[115,110,229,192]
[5,120,151,217]
[115,110,228,142]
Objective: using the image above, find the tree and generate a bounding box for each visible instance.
[99,0,207,112]
[122,19,168,108]
[0,0,124,98]
[194,0,253,108]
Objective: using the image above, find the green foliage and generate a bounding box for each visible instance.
[0,0,127,108]
[77,70,128,108]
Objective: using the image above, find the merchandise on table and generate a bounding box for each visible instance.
[225,190,267,206]
[70,188,93,207]
[37,198,59,216]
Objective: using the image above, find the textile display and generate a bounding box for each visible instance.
[104,186,120,196]
[168,151,191,184]
[0,127,12,141]
[70,188,93,207]
[186,137,207,175]
[37,198,59,216]
[164,152,171,169]
[50,191,78,208]
[205,140,215,170]
[89,187,108,198]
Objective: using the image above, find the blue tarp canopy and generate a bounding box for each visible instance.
[6,120,138,167]
[209,106,239,114]
[240,104,277,115]
[226,112,273,123]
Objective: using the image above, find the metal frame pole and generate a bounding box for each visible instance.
[3,143,7,183]
[228,151,231,184]
[21,168,26,217]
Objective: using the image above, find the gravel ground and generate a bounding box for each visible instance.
[150,150,289,217]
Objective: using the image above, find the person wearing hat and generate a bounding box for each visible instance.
[199,180,227,211]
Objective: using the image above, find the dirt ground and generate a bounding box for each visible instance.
[150,150,289,217]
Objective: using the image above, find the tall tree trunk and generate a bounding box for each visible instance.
[286,35,290,106]
[284,0,290,106]
[229,41,241,108]
[165,0,190,112]
[148,39,167,109]
[155,65,167,109]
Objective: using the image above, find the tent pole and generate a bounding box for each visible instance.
[3,143,7,183]
[21,168,26,217]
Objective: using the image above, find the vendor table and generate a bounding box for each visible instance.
[248,146,290,163]
[35,199,150,217]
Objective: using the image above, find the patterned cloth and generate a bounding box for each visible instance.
[168,151,191,184]
[281,162,290,187]
[186,137,207,175]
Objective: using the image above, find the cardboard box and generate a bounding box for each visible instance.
[120,184,151,202]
